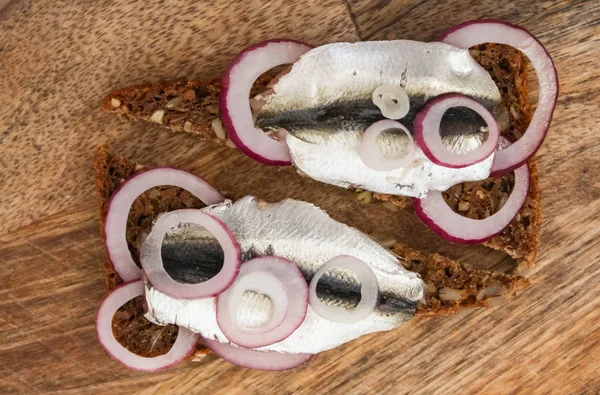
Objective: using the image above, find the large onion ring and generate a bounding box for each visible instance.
[202,337,313,371]
[140,209,241,299]
[220,39,313,166]
[412,138,530,244]
[439,19,558,175]
[105,168,224,282]
[359,119,415,171]
[309,255,379,323]
[216,256,308,348]
[414,93,499,168]
[96,280,200,371]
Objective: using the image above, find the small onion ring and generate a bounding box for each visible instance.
[140,209,241,299]
[309,255,379,323]
[414,93,499,169]
[372,84,410,120]
[220,39,313,166]
[358,120,415,171]
[439,19,558,175]
[202,337,313,371]
[216,256,308,348]
[104,168,224,282]
[96,280,200,371]
[412,138,530,244]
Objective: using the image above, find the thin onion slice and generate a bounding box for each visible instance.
[414,93,499,168]
[359,120,415,171]
[309,255,379,323]
[96,280,199,371]
[202,337,313,371]
[216,256,308,348]
[105,168,224,282]
[220,39,313,166]
[439,19,558,175]
[140,209,241,299]
[412,138,529,244]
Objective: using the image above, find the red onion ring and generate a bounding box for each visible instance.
[414,93,499,168]
[412,138,530,244]
[358,120,415,171]
[220,39,313,166]
[309,255,378,323]
[439,19,558,175]
[104,168,224,282]
[140,209,241,299]
[216,256,308,348]
[202,337,313,371]
[96,280,200,371]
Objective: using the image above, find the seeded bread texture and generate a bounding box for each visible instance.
[102,43,542,271]
[94,145,209,359]
[94,146,529,359]
[102,76,272,141]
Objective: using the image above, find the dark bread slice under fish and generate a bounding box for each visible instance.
[93,145,529,360]
[102,43,541,271]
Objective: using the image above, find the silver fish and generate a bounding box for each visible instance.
[255,41,502,198]
[144,197,424,354]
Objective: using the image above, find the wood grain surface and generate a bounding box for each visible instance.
[1,0,599,394]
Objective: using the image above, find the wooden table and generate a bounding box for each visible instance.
[1,1,599,393]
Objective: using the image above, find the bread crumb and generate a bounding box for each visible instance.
[182,90,196,100]
[150,110,165,124]
[165,97,183,109]
[439,288,462,301]
[211,119,226,139]
[458,201,470,211]
[356,191,372,204]
[184,121,193,132]
[111,98,121,108]
[225,139,236,149]
[381,201,399,212]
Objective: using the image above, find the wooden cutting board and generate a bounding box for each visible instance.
[1,0,599,393]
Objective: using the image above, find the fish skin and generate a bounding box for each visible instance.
[255,40,501,198]
[258,40,500,120]
[144,197,424,354]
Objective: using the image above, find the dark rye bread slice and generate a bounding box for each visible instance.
[102,43,541,271]
[93,146,529,359]
[375,44,541,271]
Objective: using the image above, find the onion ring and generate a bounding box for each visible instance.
[439,19,558,175]
[309,255,378,323]
[140,209,241,299]
[216,256,308,348]
[105,168,224,282]
[220,39,313,166]
[414,93,499,168]
[202,337,313,371]
[412,138,530,244]
[96,280,200,371]
[358,120,415,171]
[372,84,410,120]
